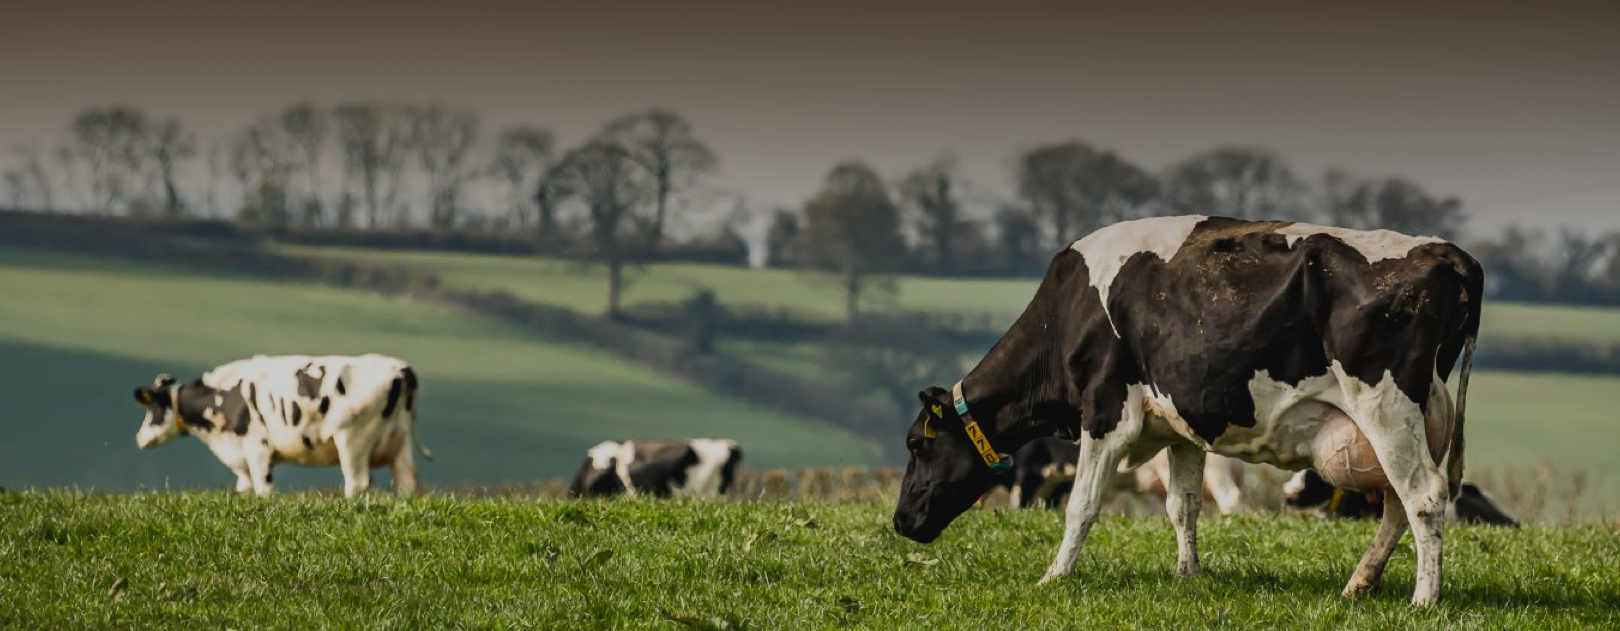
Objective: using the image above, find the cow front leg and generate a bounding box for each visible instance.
[233,470,253,494]
[1344,492,1409,598]
[1164,443,1206,577]
[334,430,374,498]
[1039,431,1131,584]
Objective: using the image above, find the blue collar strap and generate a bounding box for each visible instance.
[952,381,1013,473]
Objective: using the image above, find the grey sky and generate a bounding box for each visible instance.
[2,0,1616,238]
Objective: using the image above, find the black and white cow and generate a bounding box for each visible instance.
[893,216,1482,605]
[998,438,1246,513]
[1284,469,1520,527]
[569,439,741,499]
[131,354,432,497]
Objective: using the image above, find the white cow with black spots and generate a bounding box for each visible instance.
[131,353,431,497]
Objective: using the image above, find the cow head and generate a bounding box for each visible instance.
[893,386,1005,543]
[132,374,185,449]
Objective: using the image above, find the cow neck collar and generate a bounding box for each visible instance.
[951,380,1013,473]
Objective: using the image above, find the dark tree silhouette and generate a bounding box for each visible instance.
[796,162,907,321]
[599,110,716,242]
[898,154,967,272]
[1017,141,1158,247]
[489,126,556,230]
[554,141,649,317]
[1164,147,1304,220]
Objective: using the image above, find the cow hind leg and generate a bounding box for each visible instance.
[1338,379,1449,606]
[1344,493,1409,598]
[334,430,375,498]
[1040,427,1136,584]
[1164,443,1206,577]
[392,437,419,497]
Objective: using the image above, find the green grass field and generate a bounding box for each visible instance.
[2,493,1616,630]
[0,249,875,492]
[279,245,1620,344]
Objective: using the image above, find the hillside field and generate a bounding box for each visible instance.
[2,492,1616,630]
[281,245,1620,344]
[0,249,875,492]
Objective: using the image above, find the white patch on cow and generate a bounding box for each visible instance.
[586,440,621,471]
[1274,223,1444,264]
[1213,370,1346,468]
[1136,384,1205,450]
[1282,470,1309,498]
[1070,215,1207,336]
[672,438,738,499]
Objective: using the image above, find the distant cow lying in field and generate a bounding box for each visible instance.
[570,439,741,498]
[131,354,431,497]
[998,437,1245,513]
[1284,470,1520,527]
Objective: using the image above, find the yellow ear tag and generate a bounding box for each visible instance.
[138,390,153,405]
[922,417,938,439]
[931,404,944,418]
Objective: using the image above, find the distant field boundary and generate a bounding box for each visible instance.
[0,210,896,459]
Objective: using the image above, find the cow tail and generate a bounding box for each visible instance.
[1446,335,1475,502]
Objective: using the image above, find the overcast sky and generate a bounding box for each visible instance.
[2,0,1616,238]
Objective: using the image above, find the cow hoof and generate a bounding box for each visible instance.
[1341,580,1379,600]
[1037,573,1063,586]
[1176,562,1200,578]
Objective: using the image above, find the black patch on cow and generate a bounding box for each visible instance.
[222,384,254,435]
[335,378,346,395]
[166,385,218,432]
[381,378,404,418]
[996,437,1079,508]
[265,472,273,484]
[319,396,331,414]
[569,456,626,498]
[402,367,418,412]
[290,403,302,426]
[294,366,322,398]
[626,443,700,497]
[302,436,314,449]
[719,446,742,495]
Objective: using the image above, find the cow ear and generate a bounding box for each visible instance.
[153,373,176,388]
[133,387,155,406]
[917,390,934,406]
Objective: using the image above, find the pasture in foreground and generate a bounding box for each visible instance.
[0,249,874,491]
[2,492,1616,630]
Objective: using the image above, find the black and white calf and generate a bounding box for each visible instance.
[132,354,432,497]
[894,216,1482,605]
[1284,469,1520,527]
[569,439,741,498]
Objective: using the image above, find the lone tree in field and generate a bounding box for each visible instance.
[554,141,648,317]
[489,126,557,230]
[599,110,717,242]
[1163,146,1304,220]
[796,161,907,322]
[897,154,967,273]
[1017,141,1158,248]
[64,105,152,212]
[277,104,330,223]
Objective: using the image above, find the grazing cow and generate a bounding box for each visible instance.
[999,438,1245,514]
[569,439,741,499]
[131,354,431,497]
[893,216,1481,605]
[1284,469,1520,527]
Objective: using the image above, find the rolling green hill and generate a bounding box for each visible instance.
[0,249,875,493]
[3,493,1616,630]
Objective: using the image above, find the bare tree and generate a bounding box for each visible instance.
[64,106,152,212]
[489,126,556,230]
[1319,172,1464,240]
[1551,228,1611,300]
[599,110,717,242]
[897,154,966,273]
[279,104,330,223]
[1164,147,1305,220]
[1016,141,1157,247]
[229,120,298,226]
[796,161,907,321]
[2,168,24,207]
[553,141,648,317]
[407,105,480,230]
[10,143,54,211]
[334,103,409,229]
[150,117,196,217]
